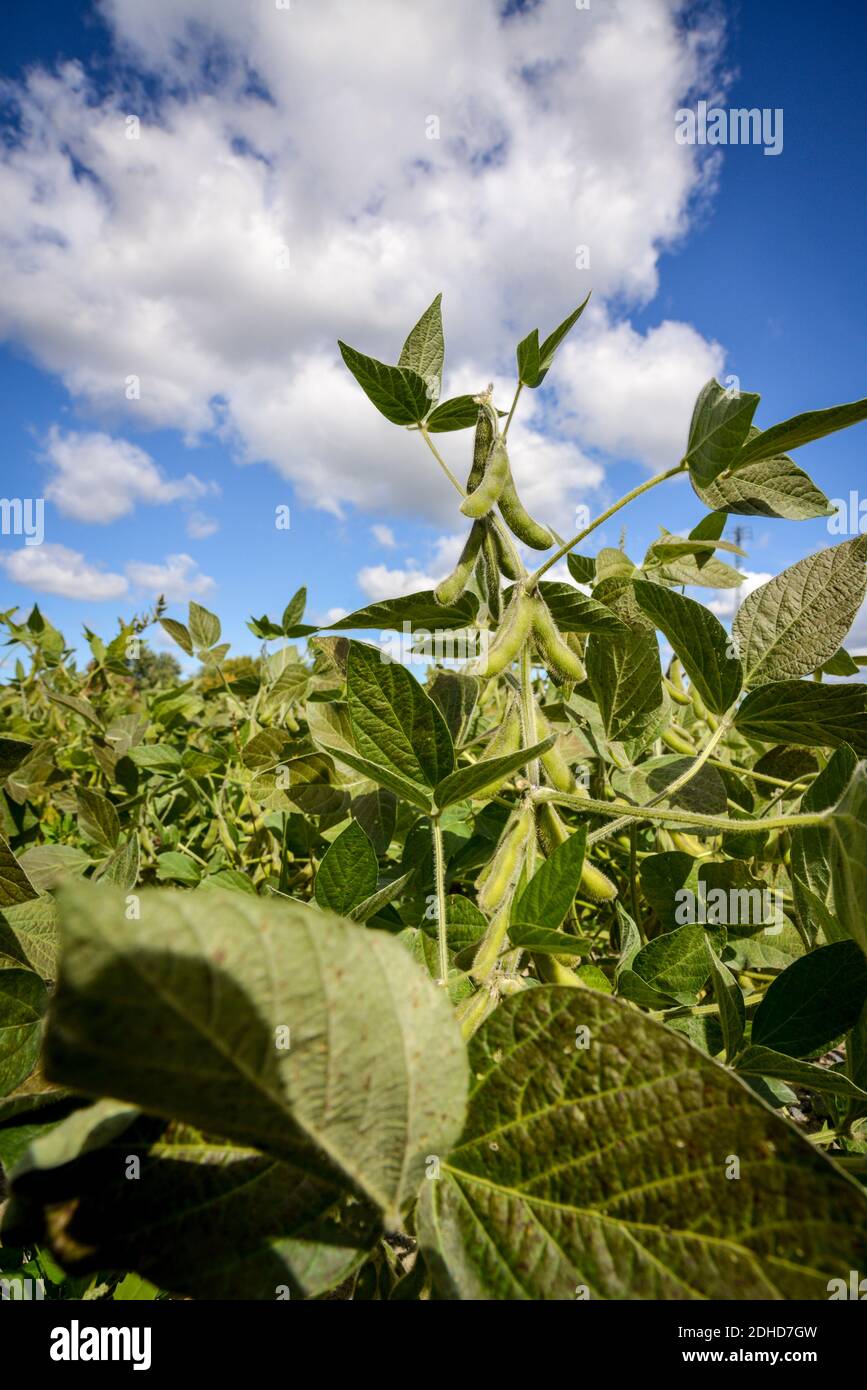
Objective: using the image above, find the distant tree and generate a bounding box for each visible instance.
[130,648,183,691]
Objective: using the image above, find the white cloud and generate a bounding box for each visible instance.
[371,524,397,549]
[186,511,219,539]
[0,542,128,600]
[0,0,729,521]
[357,564,442,602]
[125,553,215,601]
[40,427,213,523]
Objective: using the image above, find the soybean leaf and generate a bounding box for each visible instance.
[0,835,38,909]
[127,744,184,774]
[535,581,628,635]
[586,626,663,746]
[188,601,221,652]
[281,586,307,635]
[398,293,444,402]
[76,787,120,851]
[427,670,479,744]
[633,580,742,715]
[734,682,867,755]
[42,687,103,729]
[684,380,760,488]
[0,898,60,979]
[434,737,554,811]
[790,746,858,940]
[0,739,33,781]
[507,925,591,957]
[751,941,867,1059]
[734,395,867,468]
[159,617,194,656]
[346,642,454,793]
[45,883,468,1220]
[611,756,727,820]
[16,845,90,894]
[827,761,867,958]
[511,828,587,931]
[691,449,834,520]
[704,940,745,1061]
[535,293,591,384]
[732,537,867,687]
[156,851,201,887]
[352,789,398,856]
[423,395,482,433]
[314,821,378,916]
[631,924,724,1006]
[349,871,413,925]
[96,834,140,893]
[313,741,433,812]
[418,987,867,1299]
[735,1045,867,1103]
[338,342,431,426]
[318,590,478,633]
[0,968,47,1096]
[516,328,542,387]
[567,554,596,585]
[6,1103,378,1301]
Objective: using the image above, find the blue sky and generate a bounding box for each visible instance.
[0,0,865,667]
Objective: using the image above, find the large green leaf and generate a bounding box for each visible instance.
[76,786,120,850]
[423,395,482,433]
[535,294,591,385]
[684,380,760,488]
[434,737,554,811]
[346,642,454,793]
[44,884,469,1220]
[338,342,431,425]
[734,395,867,467]
[585,626,663,746]
[691,451,834,519]
[751,941,867,1058]
[735,1046,867,1103]
[318,590,478,633]
[0,898,60,978]
[0,739,33,781]
[398,293,444,401]
[732,537,867,687]
[417,988,867,1299]
[704,940,745,1062]
[633,580,741,715]
[790,746,858,939]
[611,756,727,819]
[511,828,587,931]
[0,968,47,1097]
[5,1101,378,1301]
[630,924,723,1006]
[826,761,867,957]
[535,581,628,635]
[314,820,378,916]
[734,682,867,755]
[0,834,38,909]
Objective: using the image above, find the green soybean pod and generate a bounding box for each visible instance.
[479,527,502,622]
[477,806,533,915]
[530,596,587,681]
[661,724,696,756]
[460,438,510,519]
[489,520,523,580]
[465,408,494,495]
[470,901,512,983]
[471,587,534,676]
[434,521,485,606]
[579,860,618,902]
[498,463,553,550]
[534,706,575,793]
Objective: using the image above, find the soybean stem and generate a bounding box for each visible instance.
[534,786,827,836]
[431,816,449,986]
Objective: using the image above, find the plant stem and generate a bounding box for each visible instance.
[502,382,523,439]
[519,643,541,789]
[431,816,449,986]
[534,786,828,836]
[587,716,732,847]
[418,425,526,579]
[528,460,687,585]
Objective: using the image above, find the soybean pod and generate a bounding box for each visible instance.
[465,406,495,495]
[534,706,576,793]
[489,520,523,580]
[498,463,554,550]
[461,438,510,519]
[434,521,485,606]
[530,595,587,681]
[471,586,534,676]
[476,805,533,915]
[478,526,503,621]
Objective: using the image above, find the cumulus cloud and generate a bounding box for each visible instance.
[0,0,729,522]
[0,542,128,600]
[186,511,220,539]
[705,570,773,619]
[40,427,213,523]
[371,524,397,549]
[125,553,215,601]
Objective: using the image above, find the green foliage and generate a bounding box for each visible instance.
[1,294,867,1301]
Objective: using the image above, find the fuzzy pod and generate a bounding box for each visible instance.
[476,805,534,915]
[663,674,693,707]
[471,587,534,676]
[455,985,499,1040]
[536,801,569,856]
[479,528,503,622]
[534,707,575,793]
[535,954,582,988]
[530,596,587,681]
[465,407,495,495]
[434,521,485,606]
[690,685,709,721]
[488,521,523,581]
[470,700,522,801]
[461,438,510,519]
[661,724,697,756]
[470,901,512,982]
[671,831,710,857]
[579,860,618,902]
[498,464,554,550]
